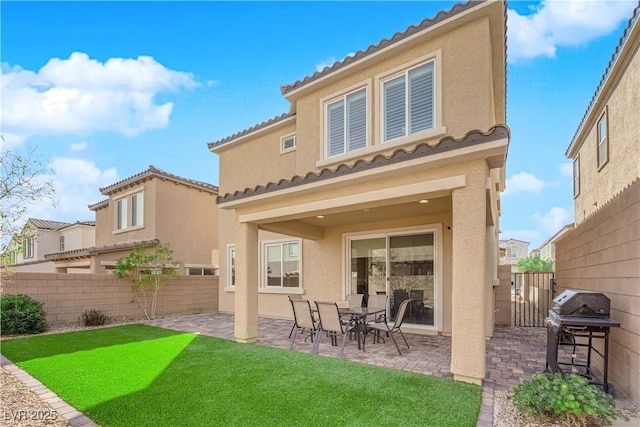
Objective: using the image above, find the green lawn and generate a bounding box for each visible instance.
[1,324,481,426]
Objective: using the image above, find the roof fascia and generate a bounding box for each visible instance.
[208,115,296,154]
[282,1,494,101]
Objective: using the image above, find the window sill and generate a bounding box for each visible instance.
[316,126,447,169]
[113,225,145,235]
[224,287,235,293]
[259,288,304,295]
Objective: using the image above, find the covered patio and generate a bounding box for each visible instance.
[146,312,546,390]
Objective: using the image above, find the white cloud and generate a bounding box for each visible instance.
[70,142,87,151]
[501,206,571,248]
[316,57,337,73]
[1,52,198,148]
[504,172,546,196]
[25,157,118,221]
[533,206,570,235]
[560,162,573,177]
[507,0,637,62]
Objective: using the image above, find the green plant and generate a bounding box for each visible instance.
[79,309,112,327]
[0,294,49,335]
[517,254,553,272]
[512,373,622,425]
[114,245,180,320]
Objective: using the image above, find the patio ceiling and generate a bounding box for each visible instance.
[258,195,452,239]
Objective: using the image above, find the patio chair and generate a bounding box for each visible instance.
[366,299,412,355]
[365,294,388,323]
[288,294,304,338]
[346,294,364,308]
[409,289,425,320]
[289,298,317,351]
[313,301,358,358]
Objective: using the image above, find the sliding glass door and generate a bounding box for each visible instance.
[348,229,436,327]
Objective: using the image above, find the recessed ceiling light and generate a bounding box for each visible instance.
[419,199,429,204]
[316,215,325,219]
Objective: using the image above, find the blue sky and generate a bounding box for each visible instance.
[2,0,637,250]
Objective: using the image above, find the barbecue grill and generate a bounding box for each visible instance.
[545,290,620,395]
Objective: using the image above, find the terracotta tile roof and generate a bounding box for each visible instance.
[88,199,109,211]
[45,238,160,261]
[217,124,510,204]
[566,1,640,156]
[58,220,96,231]
[28,219,73,230]
[280,0,486,96]
[207,113,294,151]
[97,165,218,196]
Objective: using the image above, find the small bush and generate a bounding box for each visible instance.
[0,294,49,335]
[79,309,112,327]
[512,373,621,426]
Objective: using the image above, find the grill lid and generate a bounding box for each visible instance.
[552,290,610,317]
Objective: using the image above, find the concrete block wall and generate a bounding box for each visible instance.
[555,179,639,405]
[494,265,511,325]
[1,273,219,324]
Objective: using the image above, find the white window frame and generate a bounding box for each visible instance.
[261,238,302,291]
[573,156,580,198]
[319,80,371,161]
[597,108,609,170]
[325,87,368,158]
[280,133,297,154]
[226,245,236,289]
[381,59,436,143]
[113,190,145,233]
[24,236,34,259]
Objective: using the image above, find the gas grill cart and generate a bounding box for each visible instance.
[545,290,621,396]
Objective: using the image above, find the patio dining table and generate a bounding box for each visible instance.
[338,306,386,352]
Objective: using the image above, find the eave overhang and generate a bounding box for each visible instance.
[218,125,510,208]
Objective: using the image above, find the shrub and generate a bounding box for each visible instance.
[79,309,112,327]
[512,373,622,426]
[0,294,49,335]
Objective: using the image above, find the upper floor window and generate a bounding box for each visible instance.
[281,134,297,153]
[383,61,434,142]
[573,156,580,198]
[597,109,608,169]
[115,191,144,231]
[24,237,34,259]
[60,235,65,251]
[263,240,301,289]
[326,88,367,158]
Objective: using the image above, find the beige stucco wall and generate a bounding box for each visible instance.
[60,225,96,251]
[555,179,640,405]
[92,177,218,269]
[214,1,505,385]
[1,272,219,324]
[217,10,501,195]
[572,29,639,224]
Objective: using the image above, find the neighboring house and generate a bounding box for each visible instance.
[45,166,220,275]
[499,238,530,273]
[556,3,639,404]
[532,224,574,271]
[209,1,508,385]
[2,219,95,273]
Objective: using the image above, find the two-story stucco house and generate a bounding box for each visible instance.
[2,219,95,273]
[499,238,530,273]
[209,0,508,385]
[45,166,220,275]
[557,3,639,405]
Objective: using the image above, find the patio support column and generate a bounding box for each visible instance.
[234,219,259,343]
[451,161,488,385]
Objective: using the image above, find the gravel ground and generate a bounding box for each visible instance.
[494,390,640,427]
[0,368,72,427]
